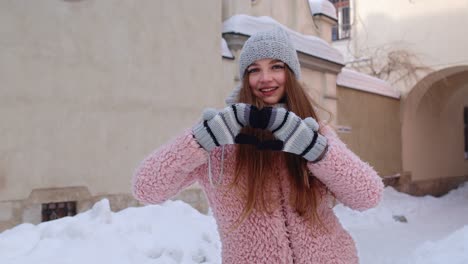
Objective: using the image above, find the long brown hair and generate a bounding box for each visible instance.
[233,67,326,226]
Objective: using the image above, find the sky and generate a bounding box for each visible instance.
[0,184,467,264]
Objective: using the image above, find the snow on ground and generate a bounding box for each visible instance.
[335,184,468,264]
[1,183,467,264]
[0,200,221,264]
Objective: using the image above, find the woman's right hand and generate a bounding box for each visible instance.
[192,103,252,151]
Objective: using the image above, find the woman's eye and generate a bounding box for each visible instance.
[272,64,285,70]
[247,68,259,74]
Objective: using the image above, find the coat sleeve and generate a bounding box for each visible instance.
[307,125,384,211]
[132,129,208,204]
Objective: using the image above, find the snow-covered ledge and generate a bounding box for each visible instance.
[337,68,401,99]
[308,0,338,21]
[221,38,234,59]
[222,15,344,66]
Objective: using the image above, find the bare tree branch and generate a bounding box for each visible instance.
[348,46,432,92]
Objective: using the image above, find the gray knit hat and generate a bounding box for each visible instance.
[238,26,301,81]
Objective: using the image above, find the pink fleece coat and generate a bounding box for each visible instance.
[132,125,383,264]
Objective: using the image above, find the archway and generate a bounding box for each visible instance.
[401,66,468,195]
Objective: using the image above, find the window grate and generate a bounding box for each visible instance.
[42,201,77,222]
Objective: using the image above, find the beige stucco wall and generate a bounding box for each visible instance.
[0,0,221,229]
[337,87,402,177]
[301,69,338,124]
[353,0,468,68]
[221,48,240,105]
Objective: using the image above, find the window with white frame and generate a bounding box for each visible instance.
[330,0,351,41]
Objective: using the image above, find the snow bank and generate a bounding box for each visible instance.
[0,199,221,264]
[1,183,467,264]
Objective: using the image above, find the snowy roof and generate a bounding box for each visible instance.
[221,38,234,59]
[337,68,401,99]
[222,14,344,65]
[308,0,338,21]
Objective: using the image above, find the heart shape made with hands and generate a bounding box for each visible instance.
[234,105,283,151]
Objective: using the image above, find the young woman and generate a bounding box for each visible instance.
[132,27,383,264]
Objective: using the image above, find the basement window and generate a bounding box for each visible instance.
[42,201,77,222]
[465,107,468,159]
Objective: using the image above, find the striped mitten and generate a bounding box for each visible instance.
[265,108,328,162]
[192,103,252,152]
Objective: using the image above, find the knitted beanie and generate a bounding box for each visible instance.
[238,26,301,81]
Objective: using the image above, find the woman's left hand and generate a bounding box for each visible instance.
[264,107,328,162]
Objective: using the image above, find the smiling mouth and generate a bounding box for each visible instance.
[259,87,278,94]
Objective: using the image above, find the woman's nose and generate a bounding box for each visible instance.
[259,71,273,82]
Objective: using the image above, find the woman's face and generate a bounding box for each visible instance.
[247,58,286,106]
